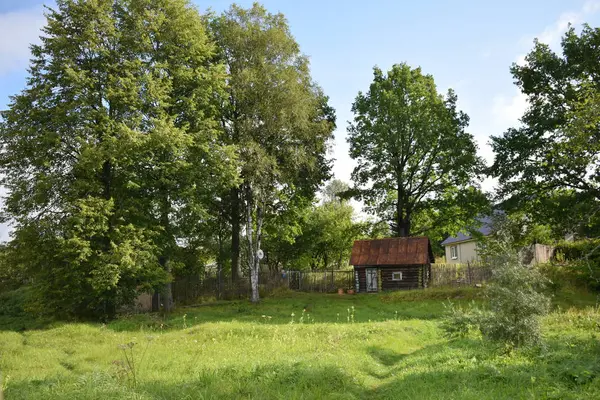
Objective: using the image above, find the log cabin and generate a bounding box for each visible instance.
[349,237,434,292]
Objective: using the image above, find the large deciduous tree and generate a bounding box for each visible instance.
[347,63,486,238]
[0,0,235,317]
[210,3,335,302]
[490,26,600,227]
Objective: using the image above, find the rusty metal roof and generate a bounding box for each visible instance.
[349,237,434,266]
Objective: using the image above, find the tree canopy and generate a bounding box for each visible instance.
[209,3,335,302]
[0,0,237,317]
[347,63,487,238]
[490,25,600,234]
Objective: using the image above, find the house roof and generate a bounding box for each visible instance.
[441,216,494,246]
[350,237,434,266]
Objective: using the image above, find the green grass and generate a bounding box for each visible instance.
[1,287,600,399]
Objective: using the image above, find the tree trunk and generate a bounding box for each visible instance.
[230,186,241,284]
[151,291,160,312]
[160,194,173,312]
[161,255,173,312]
[398,217,411,237]
[244,184,262,303]
[396,185,410,237]
[217,227,224,300]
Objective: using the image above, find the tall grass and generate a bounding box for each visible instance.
[0,289,598,399]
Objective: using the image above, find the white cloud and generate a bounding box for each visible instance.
[516,0,600,65]
[494,1,600,139]
[515,54,527,67]
[491,90,528,129]
[0,6,46,76]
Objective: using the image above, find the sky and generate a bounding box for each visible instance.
[1,0,600,240]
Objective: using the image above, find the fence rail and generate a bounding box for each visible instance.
[169,263,492,304]
[430,263,492,287]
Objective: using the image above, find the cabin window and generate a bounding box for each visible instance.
[392,271,403,281]
[450,245,458,260]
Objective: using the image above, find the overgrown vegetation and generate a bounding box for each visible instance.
[1,289,599,399]
[443,217,551,347]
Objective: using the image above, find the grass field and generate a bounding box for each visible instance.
[1,287,600,399]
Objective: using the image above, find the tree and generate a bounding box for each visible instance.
[347,63,486,238]
[210,3,335,302]
[262,180,389,272]
[0,0,235,317]
[490,25,600,221]
[323,179,349,203]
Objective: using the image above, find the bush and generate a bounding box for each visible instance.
[443,216,551,347]
[441,301,481,338]
[479,261,550,346]
[553,239,600,291]
[0,287,32,317]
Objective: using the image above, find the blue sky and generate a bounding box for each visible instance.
[1,0,600,239]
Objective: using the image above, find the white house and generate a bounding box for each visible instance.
[441,217,493,264]
[441,215,555,265]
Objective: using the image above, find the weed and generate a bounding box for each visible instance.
[347,306,355,323]
[261,315,273,324]
[113,336,154,387]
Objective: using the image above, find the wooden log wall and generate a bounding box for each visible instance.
[380,266,422,290]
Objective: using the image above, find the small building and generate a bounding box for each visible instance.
[441,214,554,265]
[349,237,434,292]
[441,216,493,264]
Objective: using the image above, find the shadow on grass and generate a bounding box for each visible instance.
[368,346,408,366]
[0,291,450,332]
[5,363,366,400]
[0,315,58,332]
[7,338,600,400]
[364,336,600,400]
[4,329,600,400]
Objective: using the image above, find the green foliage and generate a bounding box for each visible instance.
[209,3,335,302]
[552,239,600,291]
[0,287,30,319]
[502,190,600,240]
[479,260,550,347]
[0,245,24,292]
[444,221,551,347]
[555,239,600,262]
[347,63,488,237]
[441,301,482,338]
[262,180,389,271]
[0,0,236,317]
[490,26,600,228]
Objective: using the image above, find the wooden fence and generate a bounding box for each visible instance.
[169,263,491,304]
[430,263,492,287]
[287,270,354,292]
[171,270,354,304]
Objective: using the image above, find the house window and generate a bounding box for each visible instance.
[392,271,403,281]
[450,245,458,260]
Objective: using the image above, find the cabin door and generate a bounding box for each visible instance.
[366,268,378,292]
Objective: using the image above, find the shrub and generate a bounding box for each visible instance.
[553,239,600,291]
[479,260,550,346]
[0,287,31,317]
[441,301,481,338]
[443,216,551,347]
